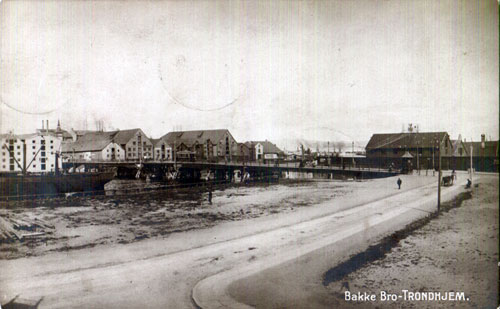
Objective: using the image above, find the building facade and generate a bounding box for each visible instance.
[61,131,126,162]
[162,129,238,162]
[365,132,455,170]
[0,132,62,173]
[152,138,173,161]
[244,141,284,163]
[113,129,153,161]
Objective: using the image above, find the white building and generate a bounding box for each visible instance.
[152,138,173,161]
[245,140,284,162]
[61,131,125,162]
[0,132,63,173]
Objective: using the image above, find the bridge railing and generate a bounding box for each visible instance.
[63,159,396,173]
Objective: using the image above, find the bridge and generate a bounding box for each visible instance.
[62,160,399,181]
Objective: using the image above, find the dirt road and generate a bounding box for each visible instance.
[0,174,469,308]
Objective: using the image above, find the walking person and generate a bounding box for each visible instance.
[397,177,402,190]
[208,188,212,205]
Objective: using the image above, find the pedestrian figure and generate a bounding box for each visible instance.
[208,189,212,204]
[452,169,457,180]
[397,177,402,190]
[466,179,472,189]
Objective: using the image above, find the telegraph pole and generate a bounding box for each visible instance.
[417,141,420,175]
[470,144,473,183]
[438,140,442,211]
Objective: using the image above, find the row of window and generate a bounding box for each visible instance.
[1,163,54,170]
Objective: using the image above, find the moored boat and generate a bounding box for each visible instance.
[0,171,116,199]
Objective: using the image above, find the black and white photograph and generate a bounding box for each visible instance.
[0,0,498,308]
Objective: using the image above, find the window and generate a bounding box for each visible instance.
[33,152,35,155]
[50,146,53,149]
[17,152,20,155]
[41,145,45,150]
[32,140,35,143]
[128,148,131,151]
[41,140,45,144]
[33,146,35,149]
[17,145,20,149]
[50,140,53,143]
[41,152,46,157]
[133,141,136,145]
[33,165,36,168]
[41,164,46,170]
[51,164,54,167]
[41,158,46,163]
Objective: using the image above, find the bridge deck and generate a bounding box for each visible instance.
[62,160,397,175]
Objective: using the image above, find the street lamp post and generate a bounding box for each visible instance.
[438,140,442,212]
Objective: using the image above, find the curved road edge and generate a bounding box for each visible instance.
[192,178,470,309]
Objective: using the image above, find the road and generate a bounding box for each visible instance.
[0,174,467,308]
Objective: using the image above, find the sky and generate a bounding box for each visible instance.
[0,0,498,149]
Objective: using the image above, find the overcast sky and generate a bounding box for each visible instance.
[1,0,498,147]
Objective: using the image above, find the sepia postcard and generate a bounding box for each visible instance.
[0,1,498,308]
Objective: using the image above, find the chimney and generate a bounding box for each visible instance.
[42,120,44,130]
[46,120,49,131]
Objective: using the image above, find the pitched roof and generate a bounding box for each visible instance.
[365,132,449,150]
[463,141,499,157]
[113,128,148,145]
[161,129,235,147]
[450,139,470,156]
[246,141,284,154]
[150,138,160,146]
[61,131,117,152]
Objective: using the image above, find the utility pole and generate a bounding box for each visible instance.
[417,141,419,175]
[438,139,442,212]
[432,145,435,176]
[470,144,473,183]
